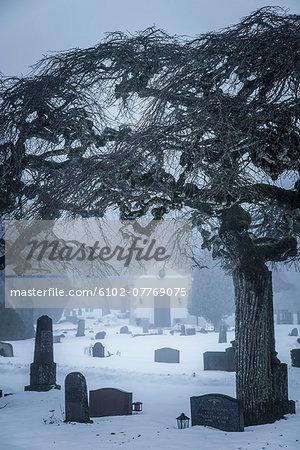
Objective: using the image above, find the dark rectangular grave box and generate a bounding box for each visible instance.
[190,394,244,432]
[155,347,180,363]
[203,351,227,371]
[89,388,132,417]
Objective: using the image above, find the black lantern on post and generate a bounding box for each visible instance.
[176,413,190,429]
[132,401,143,412]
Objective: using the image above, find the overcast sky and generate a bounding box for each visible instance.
[1,0,300,76]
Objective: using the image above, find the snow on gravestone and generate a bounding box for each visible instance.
[190,394,244,432]
[0,342,14,357]
[154,347,180,363]
[65,372,92,423]
[89,388,132,417]
[25,315,60,391]
[92,342,105,357]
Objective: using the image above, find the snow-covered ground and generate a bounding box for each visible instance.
[0,313,299,450]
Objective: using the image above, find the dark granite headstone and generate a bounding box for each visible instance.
[203,352,227,371]
[65,372,92,423]
[186,328,196,336]
[190,394,244,432]
[95,331,106,340]
[92,342,105,358]
[0,389,2,397]
[225,346,236,372]
[289,328,298,337]
[120,326,130,334]
[25,315,60,391]
[218,325,227,343]
[89,388,132,418]
[297,338,300,344]
[291,349,300,367]
[76,319,85,337]
[154,347,180,363]
[53,336,61,343]
[0,342,14,357]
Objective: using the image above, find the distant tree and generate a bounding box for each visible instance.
[1,7,300,425]
[190,265,234,329]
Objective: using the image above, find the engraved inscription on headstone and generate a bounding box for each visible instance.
[190,394,244,432]
[25,315,60,391]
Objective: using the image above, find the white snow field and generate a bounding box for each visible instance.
[0,313,299,450]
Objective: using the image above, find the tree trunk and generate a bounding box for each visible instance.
[233,266,295,426]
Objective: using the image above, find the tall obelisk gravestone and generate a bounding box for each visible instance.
[25,315,61,391]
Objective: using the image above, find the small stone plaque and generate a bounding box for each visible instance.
[190,394,244,432]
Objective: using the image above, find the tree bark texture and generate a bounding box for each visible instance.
[233,267,295,426]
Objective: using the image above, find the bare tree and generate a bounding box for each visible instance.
[1,7,300,425]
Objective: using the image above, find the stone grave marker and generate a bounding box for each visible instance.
[53,336,61,343]
[65,372,92,423]
[95,331,106,340]
[0,389,2,397]
[89,388,132,417]
[225,346,235,372]
[92,342,105,358]
[218,325,227,343]
[120,326,130,334]
[180,325,186,335]
[289,328,298,337]
[25,315,60,391]
[291,349,300,367]
[186,328,196,336]
[0,342,14,357]
[203,351,227,371]
[190,393,244,432]
[76,319,85,337]
[154,347,180,363]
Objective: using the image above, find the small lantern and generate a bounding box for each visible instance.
[132,401,143,412]
[176,412,190,429]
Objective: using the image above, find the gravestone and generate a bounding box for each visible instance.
[120,326,130,334]
[180,325,186,335]
[53,336,61,343]
[291,349,300,367]
[225,346,236,372]
[190,394,244,432]
[0,389,2,397]
[141,319,149,333]
[65,372,92,423]
[154,295,171,327]
[89,388,132,417]
[92,342,105,358]
[25,315,60,391]
[0,342,14,357]
[186,328,196,336]
[297,338,300,344]
[218,325,227,343]
[95,331,106,340]
[289,328,298,337]
[203,352,227,371]
[199,328,208,334]
[154,347,180,363]
[76,319,85,337]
